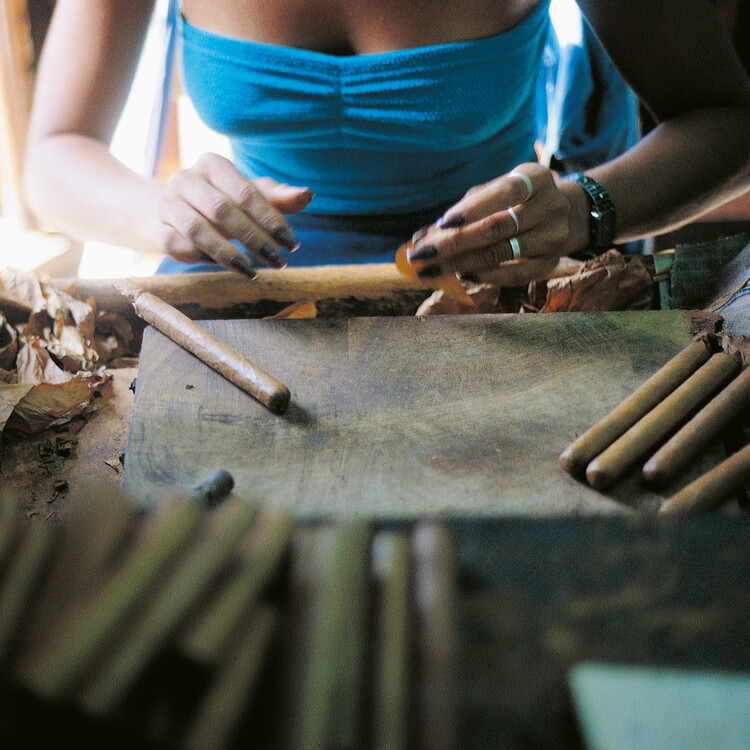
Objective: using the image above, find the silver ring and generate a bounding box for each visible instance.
[507,206,519,236]
[509,171,533,202]
[509,236,521,260]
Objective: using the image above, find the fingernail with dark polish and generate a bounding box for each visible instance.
[230,255,257,278]
[259,243,286,267]
[407,244,438,262]
[273,226,298,250]
[411,226,430,242]
[417,264,442,279]
[437,213,466,229]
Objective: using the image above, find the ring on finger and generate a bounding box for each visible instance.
[509,236,521,260]
[507,206,519,236]
[509,171,533,202]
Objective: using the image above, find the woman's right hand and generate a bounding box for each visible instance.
[156,153,313,275]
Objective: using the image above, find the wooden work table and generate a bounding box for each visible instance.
[1,268,748,749]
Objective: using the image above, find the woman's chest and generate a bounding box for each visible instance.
[181,0,542,54]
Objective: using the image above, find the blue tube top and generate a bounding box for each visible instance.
[179,2,551,217]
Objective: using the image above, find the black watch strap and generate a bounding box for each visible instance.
[572,174,616,253]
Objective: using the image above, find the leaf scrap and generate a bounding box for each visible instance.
[395,241,475,307]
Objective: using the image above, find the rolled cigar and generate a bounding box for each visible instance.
[586,351,742,490]
[179,510,294,664]
[113,279,290,414]
[20,499,205,701]
[293,521,371,750]
[372,531,411,750]
[659,441,750,515]
[413,523,458,750]
[644,365,750,487]
[560,335,716,475]
[0,520,57,665]
[183,606,278,750]
[80,497,258,716]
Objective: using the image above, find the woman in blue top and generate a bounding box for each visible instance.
[23,0,750,287]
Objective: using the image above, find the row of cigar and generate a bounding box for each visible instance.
[0,471,457,750]
[559,333,750,513]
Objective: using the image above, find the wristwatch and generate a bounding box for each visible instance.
[572,174,616,253]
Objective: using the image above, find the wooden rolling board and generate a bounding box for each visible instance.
[122,311,725,516]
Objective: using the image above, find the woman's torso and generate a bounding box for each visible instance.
[180,0,543,55]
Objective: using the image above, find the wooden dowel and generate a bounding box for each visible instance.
[79,497,258,716]
[413,523,458,750]
[643,366,750,487]
[659,442,750,515]
[179,510,293,665]
[0,520,56,665]
[372,531,411,750]
[559,336,715,475]
[20,499,205,701]
[113,279,290,414]
[586,352,742,490]
[182,606,278,750]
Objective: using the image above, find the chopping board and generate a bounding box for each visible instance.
[121,311,726,516]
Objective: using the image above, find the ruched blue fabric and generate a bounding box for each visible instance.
[179,1,551,217]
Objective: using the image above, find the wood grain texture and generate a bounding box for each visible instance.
[122,311,725,516]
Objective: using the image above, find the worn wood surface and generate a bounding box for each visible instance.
[122,310,727,516]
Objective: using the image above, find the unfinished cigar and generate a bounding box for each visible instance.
[183,606,278,750]
[188,468,235,506]
[659,442,750,515]
[293,521,371,750]
[0,520,57,666]
[20,499,205,701]
[179,510,294,664]
[644,365,750,487]
[413,523,458,750]
[113,279,290,414]
[559,335,716,475]
[372,531,411,750]
[80,497,258,716]
[329,522,372,749]
[586,351,742,490]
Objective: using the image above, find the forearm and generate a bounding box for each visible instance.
[23,133,164,252]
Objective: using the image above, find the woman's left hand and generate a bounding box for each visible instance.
[406,163,576,287]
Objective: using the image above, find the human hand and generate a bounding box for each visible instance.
[155,153,313,276]
[406,163,574,287]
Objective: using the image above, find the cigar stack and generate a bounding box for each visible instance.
[559,334,750,514]
[0,473,457,750]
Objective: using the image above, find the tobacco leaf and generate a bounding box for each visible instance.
[264,300,318,320]
[4,373,107,435]
[395,242,476,306]
[16,339,74,385]
[0,314,18,370]
[0,383,34,433]
[541,250,654,312]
